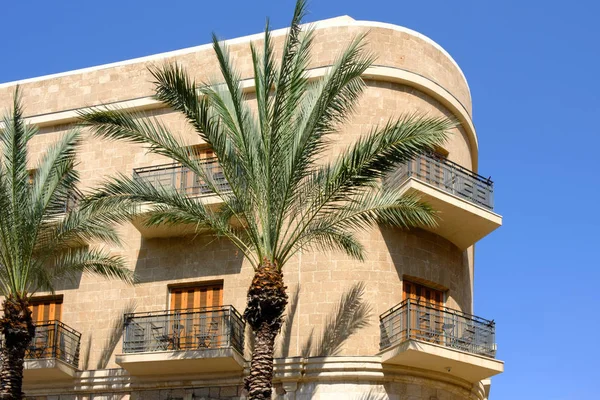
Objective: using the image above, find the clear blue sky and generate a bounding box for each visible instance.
[2,1,598,398]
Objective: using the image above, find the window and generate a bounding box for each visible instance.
[27,169,37,186]
[432,145,449,160]
[28,296,63,359]
[168,283,224,349]
[29,296,63,323]
[403,281,444,309]
[189,145,215,161]
[169,283,223,311]
[403,280,446,344]
[28,169,79,212]
[180,146,226,196]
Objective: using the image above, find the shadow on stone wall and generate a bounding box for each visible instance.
[133,234,244,284]
[51,270,84,291]
[381,226,472,313]
[244,282,373,359]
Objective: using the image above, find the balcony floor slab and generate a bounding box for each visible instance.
[116,348,245,376]
[24,358,78,382]
[379,339,503,383]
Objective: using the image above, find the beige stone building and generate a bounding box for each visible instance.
[0,16,503,400]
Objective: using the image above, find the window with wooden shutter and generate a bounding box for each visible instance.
[432,146,449,159]
[168,283,224,349]
[403,281,444,309]
[191,146,215,162]
[179,146,225,196]
[169,283,223,311]
[403,281,445,344]
[29,296,63,323]
[28,296,63,359]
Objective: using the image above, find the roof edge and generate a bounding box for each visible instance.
[0,15,470,98]
[0,16,354,88]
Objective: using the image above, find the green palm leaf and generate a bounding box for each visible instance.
[0,88,134,398]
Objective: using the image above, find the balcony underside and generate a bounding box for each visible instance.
[116,348,245,376]
[379,339,503,383]
[24,358,77,381]
[132,199,222,238]
[132,216,199,239]
[399,178,502,250]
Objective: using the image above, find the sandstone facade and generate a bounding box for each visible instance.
[3,16,501,400]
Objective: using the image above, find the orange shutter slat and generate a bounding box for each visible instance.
[181,291,188,312]
[43,303,50,322]
[206,288,213,309]
[193,290,201,309]
[55,302,62,320]
[49,303,56,322]
[199,288,208,309]
[170,290,177,311]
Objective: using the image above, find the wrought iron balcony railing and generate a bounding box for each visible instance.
[123,306,245,354]
[133,158,230,197]
[380,300,496,358]
[390,153,494,210]
[17,321,81,367]
[61,189,83,213]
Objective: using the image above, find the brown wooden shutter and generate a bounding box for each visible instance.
[169,284,223,311]
[181,146,218,196]
[402,281,443,309]
[168,284,224,349]
[403,281,445,343]
[29,297,63,323]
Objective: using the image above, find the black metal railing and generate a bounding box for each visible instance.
[133,158,230,197]
[389,153,494,210]
[123,306,244,355]
[61,189,83,213]
[22,321,81,367]
[380,300,496,358]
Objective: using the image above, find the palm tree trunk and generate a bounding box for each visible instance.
[0,296,34,400]
[244,260,288,400]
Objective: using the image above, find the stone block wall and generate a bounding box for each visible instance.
[3,15,488,400]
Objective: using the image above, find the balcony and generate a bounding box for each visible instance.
[61,189,82,214]
[379,300,503,382]
[22,321,81,381]
[390,153,502,250]
[131,158,230,238]
[117,306,245,375]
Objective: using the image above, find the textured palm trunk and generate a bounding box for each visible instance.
[244,260,288,400]
[0,296,34,400]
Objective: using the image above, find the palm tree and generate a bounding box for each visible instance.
[0,90,134,400]
[78,1,454,397]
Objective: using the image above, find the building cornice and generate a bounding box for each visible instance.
[15,65,479,171]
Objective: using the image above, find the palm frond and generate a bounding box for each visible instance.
[0,90,132,298]
[278,114,453,261]
[29,129,80,221]
[37,247,134,290]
